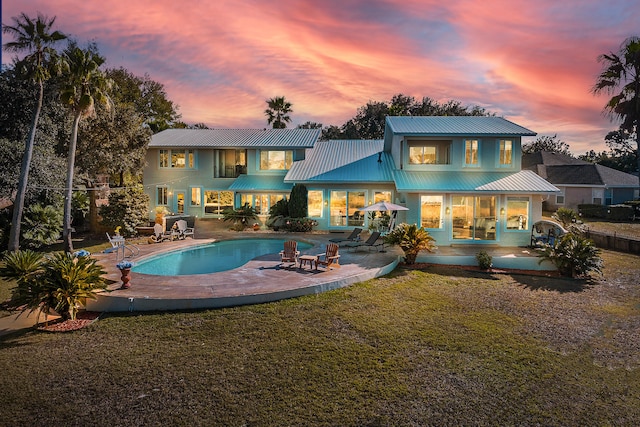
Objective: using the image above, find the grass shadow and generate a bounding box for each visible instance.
[511,273,592,293]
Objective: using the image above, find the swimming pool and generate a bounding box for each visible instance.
[132,239,312,276]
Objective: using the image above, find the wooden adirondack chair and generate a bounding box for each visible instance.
[317,243,340,270]
[279,240,299,266]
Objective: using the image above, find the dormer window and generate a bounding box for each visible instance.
[464,139,480,167]
[260,150,293,170]
[408,140,451,165]
[498,139,513,166]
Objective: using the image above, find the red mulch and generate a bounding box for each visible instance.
[37,311,102,333]
[400,262,563,277]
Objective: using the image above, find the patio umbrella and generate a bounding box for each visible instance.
[360,201,409,232]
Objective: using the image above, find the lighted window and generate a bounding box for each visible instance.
[157,186,168,205]
[506,197,529,230]
[499,140,513,165]
[330,191,365,226]
[452,195,496,240]
[159,150,169,168]
[260,150,293,170]
[408,140,451,164]
[241,193,288,215]
[190,187,201,206]
[374,191,392,203]
[464,139,479,166]
[308,190,323,217]
[204,191,234,215]
[160,149,196,169]
[420,195,443,229]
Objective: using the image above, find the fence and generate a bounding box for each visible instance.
[583,228,640,254]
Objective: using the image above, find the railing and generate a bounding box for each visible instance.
[583,228,640,254]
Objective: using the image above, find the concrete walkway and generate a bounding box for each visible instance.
[0,310,60,338]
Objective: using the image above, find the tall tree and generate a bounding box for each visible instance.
[2,12,66,251]
[522,134,572,156]
[59,44,112,253]
[265,96,292,129]
[592,36,640,176]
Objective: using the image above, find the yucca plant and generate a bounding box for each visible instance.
[383,223,436,264]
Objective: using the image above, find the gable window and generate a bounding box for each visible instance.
[464,139,480,166]
[408,140,451,164]
[505,197,529,230]
[190,187,201,206]
[159,149,196,169]
[260,150,293,170]
[157,186,168,205]
[420,195,443,229]
[498,140,513,166]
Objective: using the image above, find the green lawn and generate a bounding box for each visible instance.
[0,250,639,425]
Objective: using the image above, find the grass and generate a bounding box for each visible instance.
[0,250,639,425]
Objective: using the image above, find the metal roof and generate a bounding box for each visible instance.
[285,140,394,182]
[385,116,537,136]
[393,170,558,193]
[228,174,294,192]
[149,128,320,148]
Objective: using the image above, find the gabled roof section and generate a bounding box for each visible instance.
[544,164,639,187]
[522,151,587,168]
[285,140,394,183]
[385,116,537,137]
[393,170,558,193]
[149,128,320,148]
[228,174,294,192]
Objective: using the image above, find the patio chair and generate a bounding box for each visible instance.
[345,231,384,252]
[150,223,173,243]
[175,219,194,239]
[105,232,140,258]
[328,227,362,244]
[279,240,300,267]
[316,243,340,270]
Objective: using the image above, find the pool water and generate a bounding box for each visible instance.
[132,239,312,276]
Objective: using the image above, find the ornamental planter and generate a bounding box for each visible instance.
[119,268,131,289]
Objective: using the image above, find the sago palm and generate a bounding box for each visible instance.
[384,223,436,264]
[2,13,66,251]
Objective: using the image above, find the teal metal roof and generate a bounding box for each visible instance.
[285,140,394,183]
[228,174,293,192]
[385,116,536,137]
[150,128,320,148]
[393,170,558,193]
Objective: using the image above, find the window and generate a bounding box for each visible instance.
[506,197,529,230]
[420,195,443,228]
[190,187,201,206]
[556,188,565,205]
[160,149,195,169]
[157,186,168,205]
[215,149,246,177]
[408,140,451,164]
[260,150,293,170]
[374,191,392,203]
[204,191,234,215]
[308,190,323,217]
[498,140,513,166]
[241,193,287,215]
[330,191,365,226]
[452,195,496,240]
[464,139,479,166]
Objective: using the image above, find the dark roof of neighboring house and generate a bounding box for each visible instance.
[523,151,639,187]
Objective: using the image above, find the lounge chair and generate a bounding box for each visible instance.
[328,227,362,244]
[105,232,140,258]
[317,243,340,270]
[279,240,300,267]
[150,223,173,243]
[346,232,384,252]
[175,219,194,239]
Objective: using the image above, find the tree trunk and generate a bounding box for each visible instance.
[88,181,99,233]
[8,82,43,252]
[63,112,82,253]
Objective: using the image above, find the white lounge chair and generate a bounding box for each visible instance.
[150,223,173,242]
[175,220,194,239]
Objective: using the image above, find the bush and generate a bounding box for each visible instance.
[0,250,106,321]
[223,203,258,228]
[21,203,63,249]
[384,223,436,264]
[553,207,578,228]
[289,184,308,218]
[476,250,493,270]
[578,204,607,218]
[537,233,603,278]
[100,185,150,237]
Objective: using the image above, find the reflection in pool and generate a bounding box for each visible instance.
[133,239,312,276]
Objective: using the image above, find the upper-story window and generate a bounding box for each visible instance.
[260,150,293,170]
[215,149,247,177]
[408,140,451,165]
[159,149,195,169]
[464,139,480,167]
[498,140,513,166]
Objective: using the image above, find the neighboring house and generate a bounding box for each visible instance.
[143,116,558,247]
[523,151,639,211]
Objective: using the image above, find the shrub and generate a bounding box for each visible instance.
[384,223,436,264]
[269,198,289,217]
[289,184,308,218]
[100,185,150,237]
[223,203,258,228]
[476,250,493,270]
[537,233,603,278]
[0,250,106,321]
[553,207,578,228]
[21,203,63,249]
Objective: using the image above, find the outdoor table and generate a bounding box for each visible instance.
[298,255,318,270]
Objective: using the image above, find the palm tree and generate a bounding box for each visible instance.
[2,13,66,252]
[60,44,112,252]
[592,36,640,179]
[265,96,292,129]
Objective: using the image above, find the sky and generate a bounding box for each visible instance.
[2,0,639,154]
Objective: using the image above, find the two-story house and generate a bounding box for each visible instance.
[143,116,558,247]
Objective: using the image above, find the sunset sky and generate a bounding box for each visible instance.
[2,0,639,154]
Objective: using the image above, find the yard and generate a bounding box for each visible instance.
[0,249,638,426]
